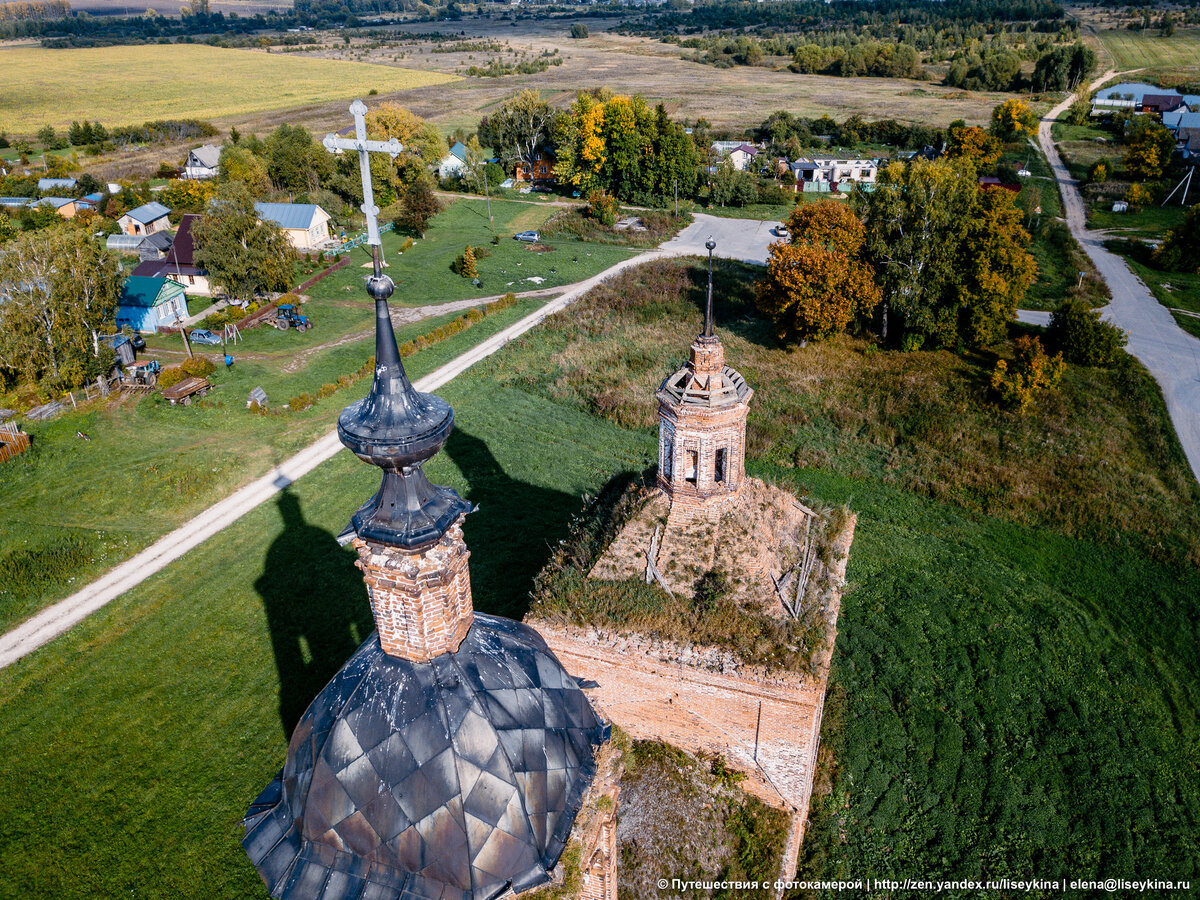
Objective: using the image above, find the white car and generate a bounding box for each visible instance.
[771,225,790,238]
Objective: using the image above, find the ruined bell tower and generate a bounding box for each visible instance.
[656,238,753,525]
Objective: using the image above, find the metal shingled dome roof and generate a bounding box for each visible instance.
[243,613,606,900]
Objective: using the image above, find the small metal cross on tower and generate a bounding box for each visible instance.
[322,99,402,277]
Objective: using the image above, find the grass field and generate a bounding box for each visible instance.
[0,295,549,634]
[1088,202,1187,240]
[0,257,1196,896]
[0,44,458,133]
[1094,27,1200,72]
[305,199,639,307]
[0,197,635,632]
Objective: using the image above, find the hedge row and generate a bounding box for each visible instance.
[280,292,520,413]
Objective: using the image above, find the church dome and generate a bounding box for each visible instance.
[243,614,606,900]
[658,363,752,409]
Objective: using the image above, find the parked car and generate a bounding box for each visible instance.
[771,225,790,238]
[514,231,540,242]
[188,328,222,346]
[130,334,146,351]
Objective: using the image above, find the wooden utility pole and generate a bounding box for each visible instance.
[174,309,193,359]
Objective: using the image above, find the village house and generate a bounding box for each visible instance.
[183,144,221,180]
[710,140,759,171]
[254,202,331,250]
[36,177,76,193]
[1141,94,1190,115]
[115,275,188,332]
[1092,82,1200,118]
[789,156,878,192]
[437,141,469,179]
[31,196,77,218]
[514,146,556,184]
[117,201,171,236]
[75,192,105,212]
[132,214,211,296]
[0,197,31,212]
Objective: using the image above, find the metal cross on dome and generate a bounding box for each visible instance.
[322,99,402,266]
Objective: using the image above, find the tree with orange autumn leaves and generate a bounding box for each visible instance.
[755,201,881,341]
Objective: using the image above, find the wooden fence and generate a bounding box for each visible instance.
[63,374,112,409]
[297,255,351,292]
[0,422,31,463]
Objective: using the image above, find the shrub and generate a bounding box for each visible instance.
[158,366,185,389]
[399,340,416,357]
[181,356,216,378]
[287,392,315,410]
[586,190,619,227]
[1047,295,1127,366]
[1086,159,1110,184]
[990,335,1065,412]
[570,23,588,38]
[465,308,485,323]
[490,292,518,314]
[1124,182,1156,210]
[452,245,479,278]
[317,382,338,399]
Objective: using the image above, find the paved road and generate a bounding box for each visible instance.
[661,212,782,265]
[0,240,725,669]
[1039,73,1200,483]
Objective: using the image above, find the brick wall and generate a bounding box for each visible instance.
[352,520,473,662]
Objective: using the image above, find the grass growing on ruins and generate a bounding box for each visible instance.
[617,738,792,900]
[0,256,1197,894]
[474,258,1200,565]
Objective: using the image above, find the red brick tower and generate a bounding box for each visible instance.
[656,238,753,524]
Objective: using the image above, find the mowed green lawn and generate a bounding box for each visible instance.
[306,198,638,308]
[0,259,1196,895]
[0,296,549,634]
[0,44,458,133]
[0,381,653,899]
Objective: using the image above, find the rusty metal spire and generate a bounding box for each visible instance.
[703,236,716,337]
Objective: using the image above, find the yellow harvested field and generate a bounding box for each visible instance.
[0,44,459,132]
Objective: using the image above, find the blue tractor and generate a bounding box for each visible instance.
[273,304,313,333]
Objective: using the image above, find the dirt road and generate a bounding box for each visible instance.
[0,242,725,669]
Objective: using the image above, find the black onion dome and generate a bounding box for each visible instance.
[338,296,455,472]
[243,614,607,900]
[337,292,471,549]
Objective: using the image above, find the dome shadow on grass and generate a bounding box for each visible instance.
[255,488,372,737]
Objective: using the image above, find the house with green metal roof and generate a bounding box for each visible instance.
[116,276,188,333]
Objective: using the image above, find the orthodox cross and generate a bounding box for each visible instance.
[322,99,402,274]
